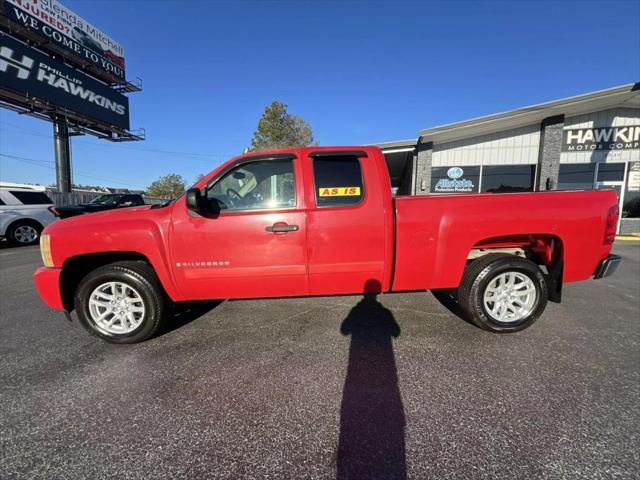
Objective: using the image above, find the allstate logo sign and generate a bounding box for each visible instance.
[447,167,464,179]
[435,167,475,192]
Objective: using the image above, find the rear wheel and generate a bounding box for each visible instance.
[74,261,169,344]
[458,253,548,333]
[7,221,42,246]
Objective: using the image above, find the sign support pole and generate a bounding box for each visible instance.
[53,117,72,193]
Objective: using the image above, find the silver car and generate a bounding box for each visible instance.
[0,185,58,246]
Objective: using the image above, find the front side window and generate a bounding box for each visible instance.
[90,195,123,205]
[119,195,142,206]
[206,159,295,212]
[313,156,364,207]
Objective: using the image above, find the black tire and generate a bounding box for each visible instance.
[74,261,169,344]
[6,220,42,246]
[458,253,548,333]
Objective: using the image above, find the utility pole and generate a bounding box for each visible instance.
[52,116,72,193]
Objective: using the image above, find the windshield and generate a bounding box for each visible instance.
[89,194,123,205]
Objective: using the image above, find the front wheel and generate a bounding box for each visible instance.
[74,261,169,344]
[457,253,548,333]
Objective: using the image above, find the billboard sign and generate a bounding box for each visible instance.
[562,126,640,152]
[0,0,125,82]
[0,32,129,129]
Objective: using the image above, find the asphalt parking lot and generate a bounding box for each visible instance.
[0,242,638,479]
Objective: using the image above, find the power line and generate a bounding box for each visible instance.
[0,153,148,189]
[0,153,53,164]
[0,121,236,160]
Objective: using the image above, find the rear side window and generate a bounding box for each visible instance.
[313,156,364,207]
[9,191,52,205]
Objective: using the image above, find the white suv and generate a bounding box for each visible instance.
[0,184,58,246]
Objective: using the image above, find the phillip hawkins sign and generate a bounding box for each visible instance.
[0,32,129,129]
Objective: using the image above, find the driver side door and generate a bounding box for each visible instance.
[170,154,309,300]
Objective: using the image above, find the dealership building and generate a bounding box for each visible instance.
[378,83,640,233]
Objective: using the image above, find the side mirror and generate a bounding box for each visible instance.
[185,188,203,213]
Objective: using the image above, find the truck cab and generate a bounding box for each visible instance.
[171,147,394,300]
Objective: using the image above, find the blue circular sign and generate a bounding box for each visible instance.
[447,167,464,179]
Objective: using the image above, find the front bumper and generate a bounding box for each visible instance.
[594,254,621,280]
[33,267,65,310]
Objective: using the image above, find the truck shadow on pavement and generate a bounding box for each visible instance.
[337,279,406,480]
[162,300,223,336]
[431,288,476,327]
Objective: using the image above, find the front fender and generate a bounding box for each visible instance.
[45,210,183,301]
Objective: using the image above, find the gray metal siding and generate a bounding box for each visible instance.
[432,124,540,167]
[44,190,166,206]
[561,107,640,164]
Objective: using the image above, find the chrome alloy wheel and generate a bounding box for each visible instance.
[14,225,38,244]
[88,282,146,335]
[482,271,537,323]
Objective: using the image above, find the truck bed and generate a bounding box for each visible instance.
[391,189,617,291]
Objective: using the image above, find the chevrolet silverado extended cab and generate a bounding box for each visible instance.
[34,147,621,343]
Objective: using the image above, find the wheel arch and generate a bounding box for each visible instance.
[469,233,564,266]
[6,217,44,232]
[60,251,176,311]
[466,233,564,303]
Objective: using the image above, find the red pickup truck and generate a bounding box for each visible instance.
[34,146,620,343]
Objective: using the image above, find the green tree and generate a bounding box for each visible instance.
[250,101,316,151]
[146,173,187,199]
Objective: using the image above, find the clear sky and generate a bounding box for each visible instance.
[1,0,639,190]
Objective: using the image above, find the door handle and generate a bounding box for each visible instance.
[266,223,299,233]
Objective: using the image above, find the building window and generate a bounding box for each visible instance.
[481,165,535,193]
[430,166,480,193]
[597,163,625,182]
[558,164,596,190]
[313,156,364,207]
[623,192,640,217]
[623,161,640,218]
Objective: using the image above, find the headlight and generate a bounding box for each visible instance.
[40,234,53,267]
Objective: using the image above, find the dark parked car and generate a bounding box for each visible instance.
[53,194,145,219]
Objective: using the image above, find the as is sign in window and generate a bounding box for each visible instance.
[313,156,364,207]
